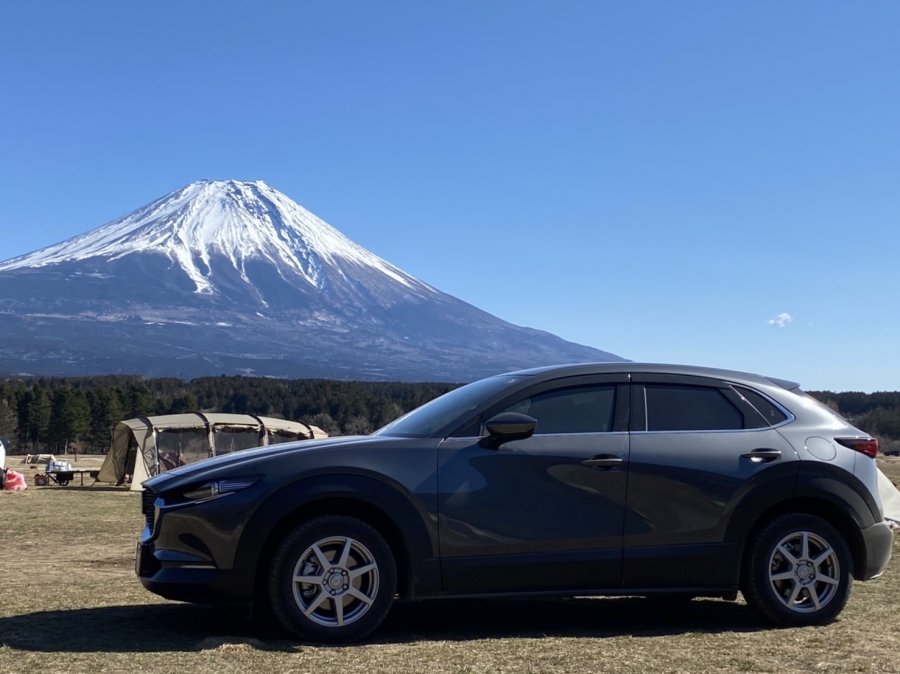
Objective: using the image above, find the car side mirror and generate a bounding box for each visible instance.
[480,412,536,448]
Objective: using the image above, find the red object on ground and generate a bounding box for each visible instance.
[3,470,27,491]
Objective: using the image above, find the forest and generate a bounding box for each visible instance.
[0,375,898,454]
[0,375,457,453]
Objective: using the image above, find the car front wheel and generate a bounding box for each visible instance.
[268,515,397,642]
[741,513,853,627]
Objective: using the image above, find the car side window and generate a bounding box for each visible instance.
[645,384,743,431]
[497,385,617,435]
[733,386,789,426]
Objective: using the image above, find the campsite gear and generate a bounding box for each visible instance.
[47,460,74,473]
[44,467,99,486]
[98,413,327,491]
[0,438,6,470]
[20,454,56,465]
[878,467,900,527]
[44,460,77,485]
[3,470,27,491]
[33,473,49,486]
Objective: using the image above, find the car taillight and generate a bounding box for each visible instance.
[835,437,879,458]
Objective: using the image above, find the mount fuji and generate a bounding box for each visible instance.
[0,180,624,381]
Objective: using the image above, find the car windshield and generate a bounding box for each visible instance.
[373,375,525,438]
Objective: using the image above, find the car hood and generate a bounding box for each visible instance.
[142,434,381,491]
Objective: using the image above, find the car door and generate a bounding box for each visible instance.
[623,374,799,589]
[437,374,630,593]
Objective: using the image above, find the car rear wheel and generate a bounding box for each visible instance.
[741,513,852,627]
[268,515,397,642]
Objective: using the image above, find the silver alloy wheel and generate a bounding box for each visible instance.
[291,536,380,627]
[768,531,841,613]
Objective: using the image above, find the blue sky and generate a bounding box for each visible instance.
[1,1,898,391]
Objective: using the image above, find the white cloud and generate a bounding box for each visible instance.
[767,312,794,328]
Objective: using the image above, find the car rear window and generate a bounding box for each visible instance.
[645,384,743,432]
[733,386,789,426]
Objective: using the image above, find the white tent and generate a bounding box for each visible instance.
[878,467,900,526]
[97,413,327,491]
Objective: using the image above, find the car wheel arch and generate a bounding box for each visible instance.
[236,474,438,605]
[738,497,866,581]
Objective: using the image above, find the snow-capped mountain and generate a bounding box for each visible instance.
[0,180,625,381]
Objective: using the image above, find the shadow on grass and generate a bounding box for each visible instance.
[0,596,769,652]
[28,482,131,494]
[35,486,131,492]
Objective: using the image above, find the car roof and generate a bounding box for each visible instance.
[502,362,799,390]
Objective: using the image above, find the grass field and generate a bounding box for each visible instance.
[1,456,898,674]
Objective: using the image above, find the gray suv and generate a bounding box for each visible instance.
[137,363,894,642]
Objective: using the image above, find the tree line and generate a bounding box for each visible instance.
[0,376,898,454]
[0,375,458,453]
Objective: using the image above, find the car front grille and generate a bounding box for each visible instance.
[141,489,157,535]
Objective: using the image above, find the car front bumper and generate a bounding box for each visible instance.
[136,540,253,605]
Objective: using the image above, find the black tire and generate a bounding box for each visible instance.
[741,513,853,627]
[268,515,397,643]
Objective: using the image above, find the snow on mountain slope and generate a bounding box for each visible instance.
[0,180,625,381]
[0,180,435,299]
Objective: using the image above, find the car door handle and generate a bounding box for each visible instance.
[741,448,782,462]
[581,455,624,469]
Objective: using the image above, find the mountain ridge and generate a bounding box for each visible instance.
[0,180,625,381]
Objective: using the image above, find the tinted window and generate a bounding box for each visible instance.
[645,385,743,431]
[733,387,789,426]
[498,385,616,435]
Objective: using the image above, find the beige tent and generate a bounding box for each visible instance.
[19,454,56,465]
[97,413,327,491]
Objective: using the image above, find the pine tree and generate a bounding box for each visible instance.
[87,389,124,451]
[26,387,52,450]
[0,398,18,449]
[48,389,92,450]
[169,393,198,415]
[125,384,157,419]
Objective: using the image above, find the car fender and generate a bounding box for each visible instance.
[232,470,439,596]
[791,462,880,528]
[720,461,879,585]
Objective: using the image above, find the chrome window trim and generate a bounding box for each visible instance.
[452,430,630,441]
[636,381,796,434]
[631,426,786,436]
[530,431,629,438]
[641,385,648,432]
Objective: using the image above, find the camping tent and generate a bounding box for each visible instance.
[879,467,900,526]
[97,413,327,490]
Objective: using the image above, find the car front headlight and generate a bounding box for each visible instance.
[180,477,259,504]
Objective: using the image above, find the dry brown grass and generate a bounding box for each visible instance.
[1,456,898,673]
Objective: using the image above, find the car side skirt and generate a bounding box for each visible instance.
[623,543,739,588]
[440,549,622,594]
[414,587,738,601]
